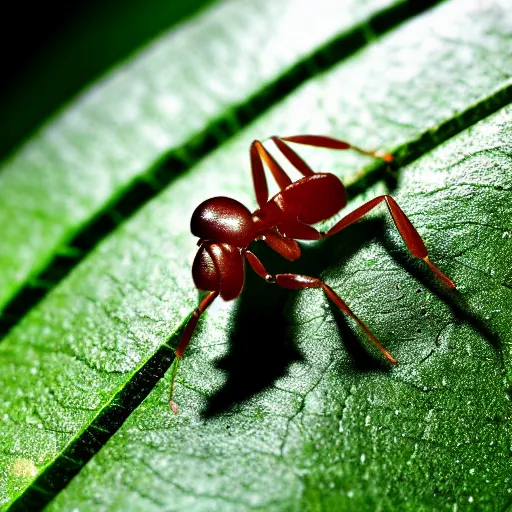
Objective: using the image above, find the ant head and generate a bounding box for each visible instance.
[191,196,255,247]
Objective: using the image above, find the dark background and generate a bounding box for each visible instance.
[0,0,212,160]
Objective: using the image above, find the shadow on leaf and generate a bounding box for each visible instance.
[379,229,501,354]
[202,211,501,418]
[203,218,390,418]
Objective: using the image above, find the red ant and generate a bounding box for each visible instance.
[169,134,455,412]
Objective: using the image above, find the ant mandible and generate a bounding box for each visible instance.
[169,134,456,412]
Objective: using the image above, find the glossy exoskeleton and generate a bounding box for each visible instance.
[169,135,455,412]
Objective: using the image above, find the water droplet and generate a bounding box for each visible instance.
[360,453,366,464]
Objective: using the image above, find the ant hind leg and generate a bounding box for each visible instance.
[326,195,455,289]
[281,134,394,162]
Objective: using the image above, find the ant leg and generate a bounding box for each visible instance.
[277,274,397,363]
[326,195,455,289]
[281,134,394,162]
[169,291,218,412]
[271,136,315,177]
[244,251,396,363]
[250,140,292,208]
[245,250,274,281]
[250,133,392,207]
[175,291,218,357]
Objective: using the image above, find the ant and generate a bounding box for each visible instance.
[168,134,456,412]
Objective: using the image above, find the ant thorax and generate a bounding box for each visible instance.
[251,200,284,236]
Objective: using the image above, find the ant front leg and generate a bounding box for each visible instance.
[244,251,397,364]
[326,195,456,289]
[169,291,218,413]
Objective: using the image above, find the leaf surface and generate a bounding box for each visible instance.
[0,0,402,313]
[1,0,511,510]
[47,100,512,512]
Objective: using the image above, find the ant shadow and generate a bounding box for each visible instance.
[379,232,501,353]
[202,217,501,419]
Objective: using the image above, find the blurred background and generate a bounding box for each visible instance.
[0,0,212,160]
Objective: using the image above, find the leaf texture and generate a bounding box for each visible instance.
[0,0,402,312]
[0,0,511,510]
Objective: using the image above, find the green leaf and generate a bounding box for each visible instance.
[46,101,512,512]
[1,0,512,510]
[0,0,406,314]
[0,0,214,159]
